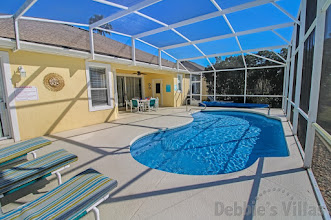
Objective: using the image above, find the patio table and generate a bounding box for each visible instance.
[125,99,150,112]
[139,99,149,111]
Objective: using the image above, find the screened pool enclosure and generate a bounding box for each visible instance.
[2,0,301,105]
[1,0,330,216]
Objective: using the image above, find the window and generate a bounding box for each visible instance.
[177,74,183,92]
[155,83,161,94]
[191,82,200,94]
[86,62,113,112]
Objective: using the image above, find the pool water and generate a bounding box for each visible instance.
[130,111,289,175]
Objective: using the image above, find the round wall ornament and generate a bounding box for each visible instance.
[43,73,65,92]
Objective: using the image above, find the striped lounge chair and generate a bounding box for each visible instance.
[0,149,78,198]
[1,168,118,220]
[0,137,52,166]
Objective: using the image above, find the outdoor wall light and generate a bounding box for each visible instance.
[18,66,26,78]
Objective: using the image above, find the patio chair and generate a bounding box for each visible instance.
[0,137,52,166]
[130,99,143,112]
[147,98,157,112]
[0,149,77,198]
[1,168,117,220]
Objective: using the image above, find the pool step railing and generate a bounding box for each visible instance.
[185,98,206,112]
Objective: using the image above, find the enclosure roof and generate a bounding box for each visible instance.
[0,17,194,71]
[0,0,301,69]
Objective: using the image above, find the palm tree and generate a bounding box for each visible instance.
[89,14,112,36]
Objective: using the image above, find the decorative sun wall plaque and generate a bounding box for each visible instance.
[43,73,65,92]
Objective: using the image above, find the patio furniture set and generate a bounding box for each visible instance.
[126,97,159,112]
[0,137,117,220]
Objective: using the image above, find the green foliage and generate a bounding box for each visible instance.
[215,71,245,95]
[89,14,113,36]
[214,55,244,69]
[317,38,331,133]
[203,49,287,107]
[247,68,284,96]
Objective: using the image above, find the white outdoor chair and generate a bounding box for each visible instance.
[146,98,157,112]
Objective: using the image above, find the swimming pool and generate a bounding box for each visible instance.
[130,111,289,175]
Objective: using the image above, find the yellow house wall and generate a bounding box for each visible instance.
[115,69,189,107]
[1,49,188,140]
[3,49,118,140]
[174,74,190,107]
[144,72,174,107]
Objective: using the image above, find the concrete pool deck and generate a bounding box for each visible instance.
[0,107,322,219]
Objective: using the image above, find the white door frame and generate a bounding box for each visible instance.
[0,51,20,141]
[152,79,163,106]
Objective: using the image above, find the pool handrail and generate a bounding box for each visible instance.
[185,97,206,112]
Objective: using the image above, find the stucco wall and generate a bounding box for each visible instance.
[5,49,118,140]
[0,49,188,140]
[144,72,174,107]
[174,74,190,107]
[115,68,189,108]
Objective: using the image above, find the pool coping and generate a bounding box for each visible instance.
[130,108,285,147]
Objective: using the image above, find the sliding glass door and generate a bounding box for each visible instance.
[117,76,143,107]
[126,77,142,101]
[117,76,125,107]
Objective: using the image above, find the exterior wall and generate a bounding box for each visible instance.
[3,49,118,140]
[174,74,190,107]
[0,49,188,140]
[144,72,174,107]
[115,68,189,107]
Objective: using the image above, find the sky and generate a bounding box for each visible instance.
[1,0,301,67]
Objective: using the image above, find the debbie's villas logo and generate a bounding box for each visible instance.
[215,187,322,217]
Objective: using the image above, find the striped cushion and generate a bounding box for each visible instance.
[0,149,78,195]
[2,169,117,220]
[0,137,52,164]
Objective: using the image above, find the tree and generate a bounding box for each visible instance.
[317,37,331,132]
[202,48,288,107]
[89,14,113,36]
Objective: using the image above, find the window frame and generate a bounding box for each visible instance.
[85,61,113,112]
[177,74,183,93]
